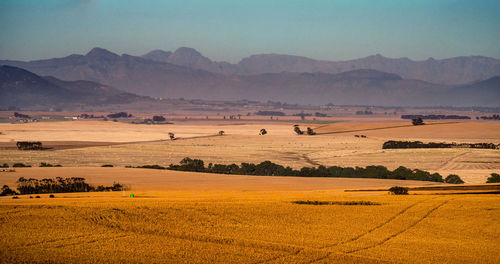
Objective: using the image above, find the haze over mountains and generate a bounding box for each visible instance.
[1,47,499,107]
[0,65,144,109]
[142,48,500,85]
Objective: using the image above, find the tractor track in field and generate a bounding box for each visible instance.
[52,234,132,249]
[313,122,458,136]
[438,151,472,170]
[256,199,434,263]
[302,154,322,166]
[320,198,430,249]
[346,199,450,254]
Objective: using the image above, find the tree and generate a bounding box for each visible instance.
[486,173,500,183]
[444,174,464,184]
[0,185,18,196]
[152,115,166,122]
[389,186,409,195]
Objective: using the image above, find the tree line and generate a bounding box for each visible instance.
[382,140,498,150]
[401,114,471,120]
[152,157,462,183]
[14,177,123,195]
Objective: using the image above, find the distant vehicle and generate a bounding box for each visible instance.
[412,118,425,125]
[259,129,267,135]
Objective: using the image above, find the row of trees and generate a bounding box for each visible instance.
[165,157,456,183]
[15,177,123,195]
[1,162,60,168]
[478,115,500,120]
[382,140,498,150]
[107,112,132,118]
[401,114,471,120]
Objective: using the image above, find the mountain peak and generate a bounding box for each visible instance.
[167,47,208,68]
[86,47,119,59]
[173,47,202,57]
[141,49,172,62]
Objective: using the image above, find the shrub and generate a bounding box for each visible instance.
[12,163,31,167]
[49,194,55,198]
[0,185,18,196]
[12,196,19,199]
[101,164,114,167]
[486,173,500,183]
[292,200,380,205]
[0,163,8,168]
[152,115,166,122]
[389,186,409,195]
[137,165,166,170]
[445,174,465,184]
[35,196,40,198]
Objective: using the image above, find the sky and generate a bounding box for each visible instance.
[1,0,499,63]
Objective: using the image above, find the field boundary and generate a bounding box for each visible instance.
[314,121,459,135]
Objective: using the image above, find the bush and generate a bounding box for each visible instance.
[445,174,465,184]
[49,194,55,198]
[0,163,8,168]
[12,163,31,167]
[12,196,19,199]
[152,115,166,122]
[136,165,166,170]
[0,185,18,196]
[101,164,114,167]
[389,186,409,195]
[40,162,61,167]
[486,173,500,183]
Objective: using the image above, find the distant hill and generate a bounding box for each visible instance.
[137,48,500,85]
[233,54,500,85]
[446,76,500,106]
[1,48,499,107]
[0,65,142,109]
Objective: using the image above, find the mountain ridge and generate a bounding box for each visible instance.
[1,48,499,107]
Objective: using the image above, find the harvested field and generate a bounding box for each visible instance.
[1,120,498,183]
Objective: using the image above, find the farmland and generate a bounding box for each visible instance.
[0,117,499,263]
[1,190,499,263]
[1,119,498,183]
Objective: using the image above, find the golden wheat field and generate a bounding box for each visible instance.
[1,190,499,263]
[0,119,499,263]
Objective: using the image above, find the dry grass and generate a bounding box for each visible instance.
[1,120,498,183]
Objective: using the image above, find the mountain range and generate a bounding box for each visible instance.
[1,47,499,107]
[141,48,500,85]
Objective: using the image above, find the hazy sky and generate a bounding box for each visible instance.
[1,0,499,62]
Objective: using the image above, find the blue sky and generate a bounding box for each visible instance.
[1,0,499,62]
